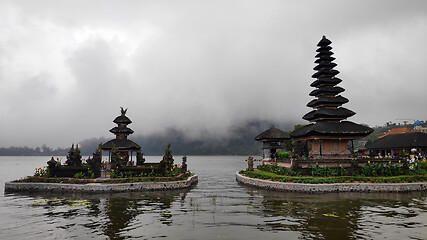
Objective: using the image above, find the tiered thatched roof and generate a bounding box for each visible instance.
[291,36,373,139]
[101,108,141,151]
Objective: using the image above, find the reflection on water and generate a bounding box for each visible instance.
[241,185,427,240]
[9,190,189,240]
[1,156,426,239]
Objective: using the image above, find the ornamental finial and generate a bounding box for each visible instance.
[120,107,127,116]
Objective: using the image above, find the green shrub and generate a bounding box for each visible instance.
[74,172,85,179]
[410,162,427,175]
[87,170,95,179]
[277,152,291,159]
[309,164,333,177]
[330,164,347,176]
[361,162,404,176]
[257,163,300,176]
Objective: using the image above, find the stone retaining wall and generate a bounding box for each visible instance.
[236,172,427,193]
[5,175,198,193]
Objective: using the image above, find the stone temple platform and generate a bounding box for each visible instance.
[236,172,426,193]
[5,175,198,193]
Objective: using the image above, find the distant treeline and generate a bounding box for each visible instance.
[2,121,424,157]
[1,120,294,156]
[0,145,69,156]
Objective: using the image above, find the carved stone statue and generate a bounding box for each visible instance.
[47,157,57,168]
[182,156,188,172]
[248,156,254,171]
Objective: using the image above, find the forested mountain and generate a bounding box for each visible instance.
[79,120,295,155]
[1,120,295,156]
[4,120,423,156]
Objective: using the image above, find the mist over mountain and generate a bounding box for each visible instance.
[77,119,296,156]
[3,120,424,156]
[0,119,296,156]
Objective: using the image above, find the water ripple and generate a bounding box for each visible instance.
[1,156,426,239]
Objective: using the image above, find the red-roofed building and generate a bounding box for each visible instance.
[379,127,414,138]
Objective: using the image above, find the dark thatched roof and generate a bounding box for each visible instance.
[315,50,334,58]
[310,77,342,88]
[316,46,332,52]
[290,121,373,138]
[293,36,371,139]
[309,86,344,96]
[307,96,349,108]
[317,36,332,46]
[303,107,355,121]
[255,127,291,141]
[366,132,427,149]
[113,115,132,124]
[313,62,337,70]
[311,69,340,78]
[315,56,335,63]
[101,139,141,151]
[110,127,134,135]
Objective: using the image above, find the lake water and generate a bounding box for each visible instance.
[1,156,426,240]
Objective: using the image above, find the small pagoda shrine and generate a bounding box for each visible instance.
[291,36,373,159]
[101,107,142,165]
[255,126,290,160]
[255,126,291,161]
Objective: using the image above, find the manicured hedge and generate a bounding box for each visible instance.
[240,170,427,184]
[49,165,92,178]
[119,164,163,177]
[18,172,193,184]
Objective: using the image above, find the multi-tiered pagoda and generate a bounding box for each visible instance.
[101,107,141,163]
[291,36,373,159]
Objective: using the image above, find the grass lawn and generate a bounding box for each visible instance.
[240,170,427,184]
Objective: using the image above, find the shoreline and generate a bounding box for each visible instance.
[236,172,427,193]
[5,174,198,193]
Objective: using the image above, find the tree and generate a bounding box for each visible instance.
[136,150,145,165]
[87,143,102,177]
[283,124,306,157]
[110,144,120,170]
[161,143,174,171]
[65,144,82,166]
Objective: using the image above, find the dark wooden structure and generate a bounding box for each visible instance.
[101,108,141,164]
[366,132,427,157]
[291,36,373,159]
[255,126,290,160]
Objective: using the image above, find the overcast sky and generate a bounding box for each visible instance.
[1,0,426,148]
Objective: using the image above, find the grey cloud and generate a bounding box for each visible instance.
[0,0,427,148]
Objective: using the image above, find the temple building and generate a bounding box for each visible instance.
[255,126,290,160]
[366,132,427,157]
[101,108,141,164]
[291,36,373,159]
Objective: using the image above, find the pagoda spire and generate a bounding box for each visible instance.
[290,36,373,159]
[110,107,134,140]
[302,36,354,123]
